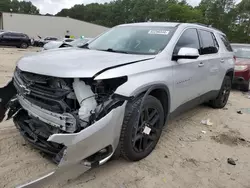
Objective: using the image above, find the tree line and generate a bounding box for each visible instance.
[0,0,39,15]
[1,0,250,43]
[56,0,250,43]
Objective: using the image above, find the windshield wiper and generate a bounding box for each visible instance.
[99,48,129,54]
[80,43,89,49]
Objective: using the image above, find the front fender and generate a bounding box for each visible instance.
[93,58,174,112]
[113,70,174,112]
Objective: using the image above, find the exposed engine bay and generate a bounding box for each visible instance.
[3,67,128,163]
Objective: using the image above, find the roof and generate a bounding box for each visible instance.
[119,22,180,27]
[1,30,26,34]
[118,22,224,33]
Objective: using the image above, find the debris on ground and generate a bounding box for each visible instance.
[237,110,243,114]
[227,158,237,166]
[238,108,250,114]
[211,132,250,147]
[201,119,213,126]
[201,131,207,134]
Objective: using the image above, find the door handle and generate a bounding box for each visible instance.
[220,59,225,63]
[198,62,204,67]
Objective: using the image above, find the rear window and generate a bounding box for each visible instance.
[219,34,233,52]
[199,30,218,55]
[15,33,26,38]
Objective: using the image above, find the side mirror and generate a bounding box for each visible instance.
[173,47,199,60]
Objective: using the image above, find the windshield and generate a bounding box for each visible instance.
[88,26,175,55]
[232,45,250,59]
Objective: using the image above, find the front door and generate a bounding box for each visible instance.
[171,28,206,111]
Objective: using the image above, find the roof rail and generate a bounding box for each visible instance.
[192,22,223,33]
[192,23,211,27]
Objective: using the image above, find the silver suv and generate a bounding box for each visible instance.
[0,22,235,186]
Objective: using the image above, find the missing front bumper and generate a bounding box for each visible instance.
[15,102,126,187]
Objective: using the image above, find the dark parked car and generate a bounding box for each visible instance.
[0,31,31,49]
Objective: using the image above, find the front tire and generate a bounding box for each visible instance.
[210,76,232,108]
[120,95,165,161]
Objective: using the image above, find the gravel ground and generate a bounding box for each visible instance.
[0,47,250,188]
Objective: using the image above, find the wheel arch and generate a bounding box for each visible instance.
[226,68,234,83]
[133,84,170,122]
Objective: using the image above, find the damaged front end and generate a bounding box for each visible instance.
[0,67,129,187]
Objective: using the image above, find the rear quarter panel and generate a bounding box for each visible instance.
[215,32,235,86]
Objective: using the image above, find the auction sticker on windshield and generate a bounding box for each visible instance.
[148,30,169,35]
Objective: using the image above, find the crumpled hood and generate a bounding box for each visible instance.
[17,48,155,78]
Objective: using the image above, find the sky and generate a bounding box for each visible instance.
[22,0,202,15]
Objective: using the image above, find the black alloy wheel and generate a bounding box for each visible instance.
[120,95,165,161]
[132,106,162,153]
[210,76,232,108]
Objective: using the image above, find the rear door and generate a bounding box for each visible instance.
[172,28,206,109]
[17,33,29,45]
[12,33,21,46]
[198,29,221,96]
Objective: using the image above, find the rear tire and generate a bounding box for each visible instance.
[210,76,231,108]
[241,80,250,92]
[120,95,165,161]
[20,43,28,49]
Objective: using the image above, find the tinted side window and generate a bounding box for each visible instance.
[174,28,200,55]
[220,34,233,52]
[199,30,218,55]
[2,33,12,38]
[17,33,26,38]
[12,33,22,38]
[212,34,219,49]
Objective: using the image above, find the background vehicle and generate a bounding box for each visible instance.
[0,31,31,48]
[35,36,58,47]
[43,37,93,50]
[231,43,250,91]
[0,22,234,186]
